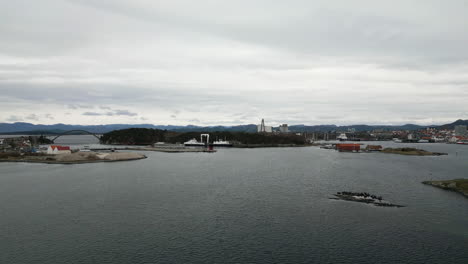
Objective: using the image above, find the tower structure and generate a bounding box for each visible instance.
[260,119,266,133]
[257,118,272,133]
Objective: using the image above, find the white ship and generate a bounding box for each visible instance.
[211,139,233,147]
[184,134,210,147]
[337,133,348,141]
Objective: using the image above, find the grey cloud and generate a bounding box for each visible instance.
[113,110,137,116]
[82,109,137,117]
[188,119,201,124]
[82,112,103,116]
[68,0,468,64]
[6,115,23,122]
[25,114,39,121]
[68,104,93,109]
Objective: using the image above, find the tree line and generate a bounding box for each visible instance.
[100,128,307,145]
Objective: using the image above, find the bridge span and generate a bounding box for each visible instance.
[50,130,102,143]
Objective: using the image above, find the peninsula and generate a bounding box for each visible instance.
[422,179,468,199]
[0,151,146,164]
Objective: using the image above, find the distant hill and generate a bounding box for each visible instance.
[0,122,257,134]
[0,120,465,134]
[436,119,468,130]
[288,123,425,132]
[0,122,172,134]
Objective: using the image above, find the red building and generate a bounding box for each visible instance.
[335,143,361,152]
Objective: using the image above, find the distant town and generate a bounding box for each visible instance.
[1,119,467,154]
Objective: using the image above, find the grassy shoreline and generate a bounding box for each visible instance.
[422,179,468,198]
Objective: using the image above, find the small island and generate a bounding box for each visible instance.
[422,179,468,199]
[381,147,447,156]
[0,151,146,164]
[330,191,405,207]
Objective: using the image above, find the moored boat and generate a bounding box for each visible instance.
[211,139,233,147]
[337,133,348,141]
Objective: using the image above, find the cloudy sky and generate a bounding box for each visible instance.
[1,0,467,126]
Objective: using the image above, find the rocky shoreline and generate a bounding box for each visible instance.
[233,144,309,148]
[381,147,447,156]
[422,179,468,199]
[330,191,405,207]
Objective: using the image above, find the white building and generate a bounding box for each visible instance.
[257,125,272,133]
[47,145,71,154]
[279,124,289,133]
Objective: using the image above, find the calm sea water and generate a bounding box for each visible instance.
[1,137,467,263]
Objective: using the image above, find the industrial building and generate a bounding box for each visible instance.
[257,119,272,133]
[279,124,289,133]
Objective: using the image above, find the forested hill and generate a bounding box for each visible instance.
[100,128,307,145]
[100,128,166,145]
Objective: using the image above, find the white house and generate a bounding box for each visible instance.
[47,145,71,154]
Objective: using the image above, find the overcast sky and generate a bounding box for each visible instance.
[1,0,467,126]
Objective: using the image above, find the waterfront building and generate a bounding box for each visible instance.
[47,145,71,154]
